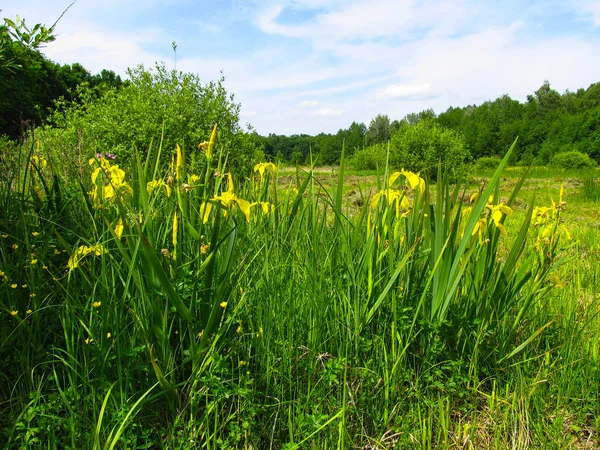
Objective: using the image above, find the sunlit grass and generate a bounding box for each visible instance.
[1,136,599,448]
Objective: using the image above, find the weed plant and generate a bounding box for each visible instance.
[1,133,599,448]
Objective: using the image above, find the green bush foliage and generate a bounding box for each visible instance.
[551,150,597,169]
[389,120,470,179]
[474,156,502,170]
[348,142,387,170]
[35,64,262,179]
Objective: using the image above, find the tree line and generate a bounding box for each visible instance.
[262,81,600,167]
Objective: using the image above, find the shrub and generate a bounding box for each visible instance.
[389,120,470,180]
[474,156,502,170]
[551,150,596,169]
[349,143,387,170]
[35,63,262,179]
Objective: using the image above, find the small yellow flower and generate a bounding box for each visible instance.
[200,244,210,254]
[239,360,247,366]
[85,338,93,345]
[26,309,33,314]
[1,234,7,238]
[42,265,48,270]
[10,310,18,316]
[54,249,61,255]
[106,332,112,339]
[21,284,27,288]
[220,301,227,308]
[30,259,38,265]
[10,284,17,289]
[12,244,18,250]
[236,325,243,334]
[31,232,40,237]
[30,293,36,298]
[92,301,101,308]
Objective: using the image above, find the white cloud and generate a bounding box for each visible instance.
[575,0,600,26]
[299,100,321,107]
[311,107,343,116]
[378,83,432,99]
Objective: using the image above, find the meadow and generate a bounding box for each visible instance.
[1,131,599,449]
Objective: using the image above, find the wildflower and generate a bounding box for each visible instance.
[220,301,227,308]
[188,174,200,185]
[42,266,48,270]
[115,218,124,239]
[68,244,107,271]
[26,309,32,314]
[30,259,38,265]
[0,270,4,281]
[175,144,184,181]
[236,324,243,334]
[206,124,218,159]
[1,234,7,238]
[239,360,247,366]
[54,249,61,255]
[147,179,172,198]
[251,202,275,216]
[12,244,18,250]
[388,169,426,194]
[85,338,93,345]
[88,158,132,206]
[106,332,112,339]
[10,310,18,316]
[105,153,116,160]
[92,301,101,308]
[30,293,36,298]
[30,154,47,170]
[487,202,512,236]
[31,232,40,237]
[203,172,253,223]
[200,244,210,254]
[10,284,17,289]
[371,188,410,215]
[472,219,487,238]
[21,284,27,288]
[254,162,277,182]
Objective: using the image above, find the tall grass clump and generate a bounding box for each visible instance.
[1,133,596,448]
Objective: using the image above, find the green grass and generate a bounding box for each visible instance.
[1,139,599,449]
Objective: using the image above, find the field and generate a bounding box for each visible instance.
[1,138,600,449]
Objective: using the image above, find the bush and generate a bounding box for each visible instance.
[349,143,387,170]
[551,150,596,169]
[35,63,262,179]
[389,120,470,180]
[474,156,502,170]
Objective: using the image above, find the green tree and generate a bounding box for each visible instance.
[389,120,469,180]
[38,63,259,177]
[367,114,391,144]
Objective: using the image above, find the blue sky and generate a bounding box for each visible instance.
[3,0,600,135]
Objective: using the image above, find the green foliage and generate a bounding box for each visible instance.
[367,113,391,145]
[1,140,599,447]
[389,119,470,179]
[551,150,597,169]
[582,174,600,202]
[474,156,502,170]
[0,15,55,71]
[37,64,260,178]
[348,142,387,170]
[0,12,123,140]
